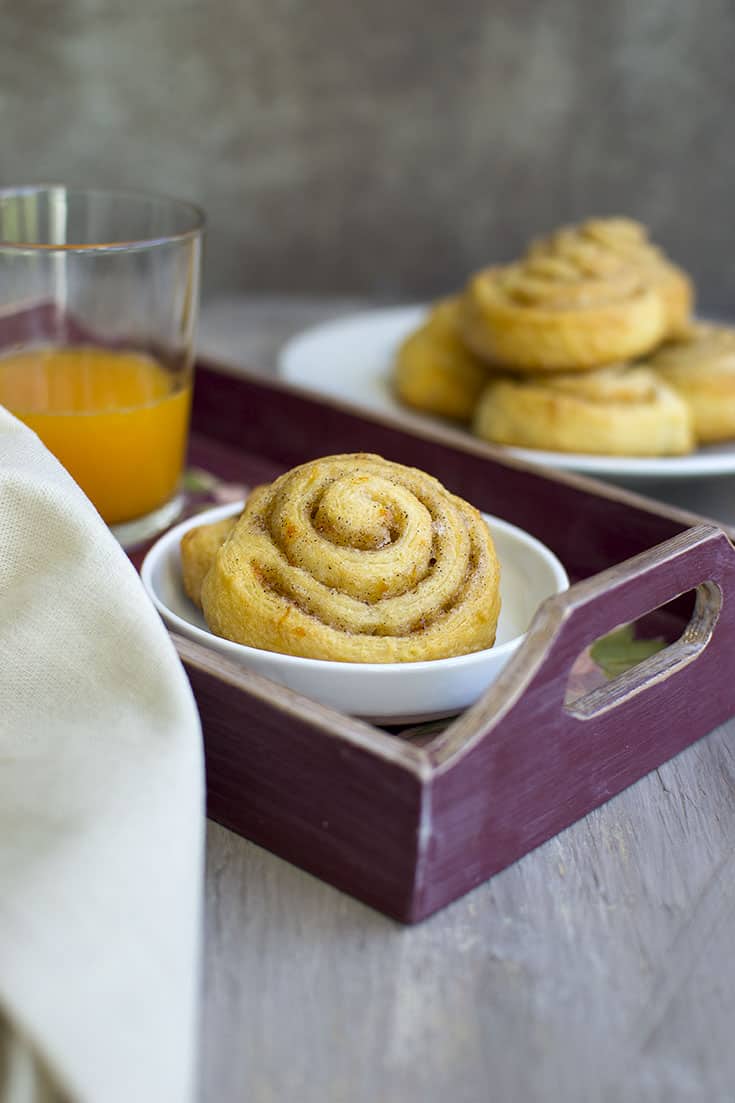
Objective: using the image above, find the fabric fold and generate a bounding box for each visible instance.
[0,408,204,1103]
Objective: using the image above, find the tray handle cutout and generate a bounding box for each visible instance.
[431,524,735,769]
[432,524,735,775]
[565,579,722,719]
[539,523,731,716]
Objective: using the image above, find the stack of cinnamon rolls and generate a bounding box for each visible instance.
[394,218,733,456]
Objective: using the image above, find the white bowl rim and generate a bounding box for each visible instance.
[141,500,569,673]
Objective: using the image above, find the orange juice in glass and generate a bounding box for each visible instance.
[0,186,203,545]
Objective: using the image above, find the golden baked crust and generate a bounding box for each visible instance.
[460,243,667,372]
[656,265,693,337]
[472,364,694,456]
[393,298,491,420]
[528,218,693,337]
[181,515,238,607]
[648,322,735,442]
[199,453,501,663]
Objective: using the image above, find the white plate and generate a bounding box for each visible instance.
[278,305,735,480]
[141,501,569,724]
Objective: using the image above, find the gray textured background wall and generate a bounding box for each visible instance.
[3,0,735,309]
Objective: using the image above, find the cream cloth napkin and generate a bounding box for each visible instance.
[0,407,205,1103]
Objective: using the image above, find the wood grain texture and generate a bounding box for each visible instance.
[198,299,735,1102]
[200,724,735,1103]
[176,635,429,921]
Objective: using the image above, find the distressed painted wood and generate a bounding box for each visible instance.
[420,526,733,920]
[176,633,428,921]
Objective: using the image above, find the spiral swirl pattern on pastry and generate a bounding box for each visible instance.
[199,454,501,663]
[472,365,694,456]
[393,298,492,421]
[528,218,693,336]
[648,322,735,442]
[529,217,653,266]
[460,236,667,371]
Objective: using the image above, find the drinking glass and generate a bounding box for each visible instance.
[0,185,204,545]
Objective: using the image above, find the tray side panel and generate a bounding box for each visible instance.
[191,366,688,583]
[415,536,735,921]
[185,660,425,921]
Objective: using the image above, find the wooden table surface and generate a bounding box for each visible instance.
[196,298,735,1103]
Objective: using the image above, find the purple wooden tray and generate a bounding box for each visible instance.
[158,362,735,923]
[2,298,729,921]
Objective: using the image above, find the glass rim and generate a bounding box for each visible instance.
[0,184,205,253]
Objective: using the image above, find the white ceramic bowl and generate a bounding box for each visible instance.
[141,502,569,724]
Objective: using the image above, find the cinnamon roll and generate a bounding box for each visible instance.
[460,245,667,372]
[648,322,735,442]
[393,298,492,420]
[199,454,501,663]
[472,364,694,456]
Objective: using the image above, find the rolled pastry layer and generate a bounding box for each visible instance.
[648,322,735,442]
[181,515,238,607]
[472,365,694,456]
[393,298,492,420]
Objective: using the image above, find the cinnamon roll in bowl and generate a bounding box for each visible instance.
[200,453,502,664]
